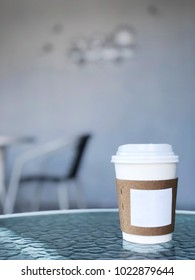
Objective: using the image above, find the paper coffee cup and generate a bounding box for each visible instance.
[111,144,179,244]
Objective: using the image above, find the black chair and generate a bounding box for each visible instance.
[4,134,91,214]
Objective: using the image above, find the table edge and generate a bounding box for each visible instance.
[0,208,118,219]
[0,208,195,220]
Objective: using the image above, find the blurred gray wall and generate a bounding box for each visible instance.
[0,0,195,210]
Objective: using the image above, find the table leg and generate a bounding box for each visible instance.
[0,148,6,210]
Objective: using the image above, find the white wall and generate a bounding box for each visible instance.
[0,0,195,210]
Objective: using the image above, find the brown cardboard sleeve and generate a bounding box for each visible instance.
[116,178,178,236]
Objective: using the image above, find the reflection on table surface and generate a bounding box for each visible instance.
[0,209,194,260]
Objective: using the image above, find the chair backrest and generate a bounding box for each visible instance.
[66,134,91,179]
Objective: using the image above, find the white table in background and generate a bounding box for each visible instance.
[0,136,34,210]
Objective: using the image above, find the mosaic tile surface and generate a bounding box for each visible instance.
[0,211,194,259]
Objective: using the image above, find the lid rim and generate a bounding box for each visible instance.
[112,144,179,163]
[111,157,179,164]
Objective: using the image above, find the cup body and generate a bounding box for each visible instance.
[111,144,179,244]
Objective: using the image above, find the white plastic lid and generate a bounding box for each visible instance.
[111,144,179,163]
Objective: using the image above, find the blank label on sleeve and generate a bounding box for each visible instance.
[130,188,172,227]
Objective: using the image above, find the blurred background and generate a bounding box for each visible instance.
[0,0,194,213]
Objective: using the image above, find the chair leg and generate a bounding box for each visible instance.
[29,182,43,212]
[73,179,87,209]
[57,182,70,210]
